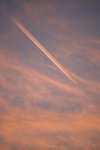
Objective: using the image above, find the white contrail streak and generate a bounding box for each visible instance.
[10,16,77,83]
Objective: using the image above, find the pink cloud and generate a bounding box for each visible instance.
[0,1,100,149]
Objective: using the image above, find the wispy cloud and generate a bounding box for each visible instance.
[0,0,100,149]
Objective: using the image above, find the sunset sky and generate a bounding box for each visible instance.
[0,0,100,150]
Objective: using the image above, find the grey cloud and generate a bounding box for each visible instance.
[0,135,4,143]
[37,101,52,109]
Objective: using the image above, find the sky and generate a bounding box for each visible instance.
[0,0,100,150]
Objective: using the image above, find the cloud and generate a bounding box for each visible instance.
[23,1,54,23]
[0,107,100,149]
[0,1,100,149]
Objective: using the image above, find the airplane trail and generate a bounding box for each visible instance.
[10,17,77,83]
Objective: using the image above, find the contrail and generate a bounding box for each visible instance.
[10,16,77,83]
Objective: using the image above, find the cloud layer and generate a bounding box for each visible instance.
[0,0,100,149]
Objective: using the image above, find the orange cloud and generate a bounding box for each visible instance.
[0,1,100,149]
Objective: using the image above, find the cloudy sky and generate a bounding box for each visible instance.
[0,0,100,149]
